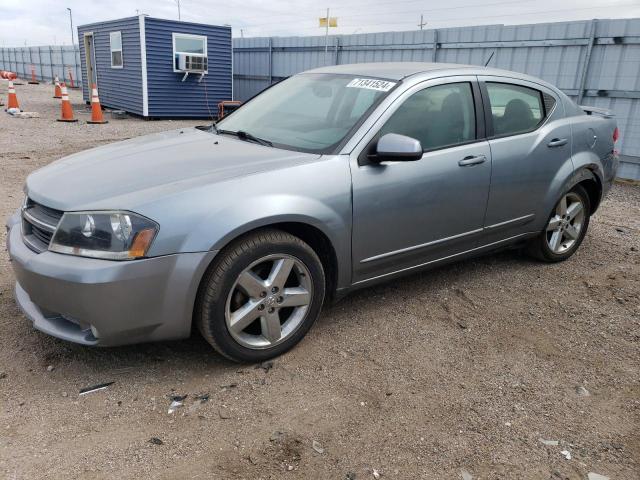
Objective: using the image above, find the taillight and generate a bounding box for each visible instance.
[613,127,620,143]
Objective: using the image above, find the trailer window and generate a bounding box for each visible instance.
[110,31,123,68]
[173,33,207,71]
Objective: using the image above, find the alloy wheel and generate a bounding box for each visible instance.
[224,254,313,349]
[546,192,585,254]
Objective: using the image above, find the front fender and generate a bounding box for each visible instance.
[140,156,353,289]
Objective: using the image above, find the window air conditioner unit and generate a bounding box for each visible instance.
[177,53,208,73]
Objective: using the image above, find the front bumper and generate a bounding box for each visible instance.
[6,218,216,346]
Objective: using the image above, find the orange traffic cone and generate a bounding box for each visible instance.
[6,80,20,110]
[87,84,108,124]
[57,83,77,122]
[28,65,39,84]
[53,76,62,99]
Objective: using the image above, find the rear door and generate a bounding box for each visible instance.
[478,76,573,243]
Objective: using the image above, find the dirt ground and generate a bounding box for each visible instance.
[0,82,639,480]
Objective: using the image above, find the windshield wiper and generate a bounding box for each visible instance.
[218,129,273,147]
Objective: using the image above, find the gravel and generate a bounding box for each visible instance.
[1,82,639,479]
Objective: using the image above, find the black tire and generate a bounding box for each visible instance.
[526,184,591,262]
[195,229,325,362]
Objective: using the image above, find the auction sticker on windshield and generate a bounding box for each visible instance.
[346,78,396,92]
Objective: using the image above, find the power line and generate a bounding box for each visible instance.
[227,0,557,25]
[239,1,636,32]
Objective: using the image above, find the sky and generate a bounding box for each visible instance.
[0,0,639,46]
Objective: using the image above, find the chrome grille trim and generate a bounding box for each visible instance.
[22,209,57,232]
[21,198,64,253]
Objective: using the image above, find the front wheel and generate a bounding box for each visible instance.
[196,229,325,362]
[526,185,591,262]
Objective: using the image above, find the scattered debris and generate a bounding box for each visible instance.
[10,111,40,118]
[170,394,188,402]
[539,438,559,446]
[0,371,7,379]
[504,422,511,427]
[615,227,626,233]
[345,472,356,480]
[79,381,114,396]
[110,110,127,119]
[287,465,294,471]
[560,449,571,460]
[255,361,274,372]
[372,469,381,479]
[575,386,591,397]
[312,440,324,454]
[631,246,638,252]
[219,406,231,419]
[148,437,164,445]
[194,393,210,403]
[168,400,184,414]
[587,473,610,480]
[270,431,286,443]
[46,365,55,372]
[220,382,238,390]
[461,469,473,480]
[61,392,68,398]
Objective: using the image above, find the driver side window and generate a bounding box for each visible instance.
[380,82,476,151]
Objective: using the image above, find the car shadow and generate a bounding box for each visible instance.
[33,247,532,375]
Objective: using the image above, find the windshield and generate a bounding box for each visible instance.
[217,73,397,153]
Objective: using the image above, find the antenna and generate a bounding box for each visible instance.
[484,51,495,67]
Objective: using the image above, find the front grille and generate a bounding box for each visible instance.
[22,198,64,253]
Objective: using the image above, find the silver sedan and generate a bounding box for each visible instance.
[6,62,619,362]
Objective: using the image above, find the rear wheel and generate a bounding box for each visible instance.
[196,229,325,362]
[526,185,591,262]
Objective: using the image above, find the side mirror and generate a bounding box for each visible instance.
[374,133,423,162]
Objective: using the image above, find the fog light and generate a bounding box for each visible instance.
[90,325,100,339]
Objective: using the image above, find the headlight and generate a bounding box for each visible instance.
[49,211,158,260]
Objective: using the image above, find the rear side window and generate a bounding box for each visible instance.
[486,82,545,137]
[380,82,476,151]
[110,31,123,68]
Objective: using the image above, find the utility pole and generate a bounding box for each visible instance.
[66,8,74,45]
[175,0,181,20]
[240,29,244,38]
[324,8,330,54]
[418,14,427,30]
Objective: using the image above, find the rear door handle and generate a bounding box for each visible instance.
[458,155,487,167]
[547,138,568,148]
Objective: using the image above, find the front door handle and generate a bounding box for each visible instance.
[458,155,487,167]
[547,138,568,148]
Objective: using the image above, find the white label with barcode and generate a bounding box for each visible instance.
[346,78,396,92]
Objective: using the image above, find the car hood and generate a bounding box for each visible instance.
[26,128,322,211]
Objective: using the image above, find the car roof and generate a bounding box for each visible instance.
[304,62,541,83]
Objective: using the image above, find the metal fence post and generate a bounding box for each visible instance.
[74,44,79,87]
[28,46,33,78]
[268,37,272,86]
[577,19,597,104]
[334,37,340,65]
[432,29,438,62]
[49,46,54,81]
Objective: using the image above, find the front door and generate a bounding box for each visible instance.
[83,33,97,87]
[351,77,492,284]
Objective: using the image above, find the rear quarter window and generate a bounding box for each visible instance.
[486,82,547,137]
